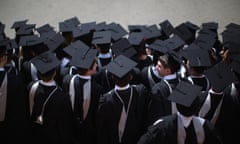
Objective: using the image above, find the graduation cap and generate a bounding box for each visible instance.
[95,22,108,31]
[16,24,36,36]
[92,31,112,45]
[19,35,42,47]
[201,22,218,31]
[30,51,60,75]
[168,81,203,107]
[36,24,55,34]
[111,38,137,58]
[128,32,145,50]
[128,25,146,33]
[225,22,240,30]
[70,47,98,69]
[63,40,89,57]
[159,19,175,37]
[184,21,200,33]
[11,19,28,30]
[205,61,238,92]
[175,23,194,44]
[107,23,128,42]
[148,39,169,54]
[144,24,162,41]
[182,47,211,67]
[44,33,64,52]
[163,35,185,51]
[59,21,75,33]
[106,54,137,78]
[81,21,96,32]
[64,16,80,27]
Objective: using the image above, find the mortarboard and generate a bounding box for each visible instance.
[201,22,218,31]
[128,25,146,33]
[106,54,137,78]
[44,33,65,52]
[64,16,80,27]
[107,23,128,42]
[16,24,36,36]
[92,31,112,45]
[225,22,240,30]
[70,47,98,69]
[128,32,145,46]
[30,51,60,75]
[19,35,41,47]
[59,21,75,33]
[36,24,55,34]
[144,25,162,40]
[184,21,200,33]
[63,40,89,57]
[182,47,211,67]
[205,61,238,92]
[159,19,175,37]
[11,19,28,29]
[148,39,169,54]
[95,22,108,31]
[111,38,137,58]
[159,51,182,70]
[163,34,185,51]
[168,81,203,107]
[175,23,194,44]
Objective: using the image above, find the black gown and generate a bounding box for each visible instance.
[138,113,222,144]
[96,84,149,144]
[29,82,76,144]
[0,70,29,144]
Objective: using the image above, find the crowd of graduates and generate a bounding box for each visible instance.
[0,17,240,144]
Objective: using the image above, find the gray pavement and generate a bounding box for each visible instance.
[0,0,240,38]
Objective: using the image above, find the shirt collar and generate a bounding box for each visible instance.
[178,112,193,128]
[115,84,130,91]
[163,73,177,80]
[40,80,57,86]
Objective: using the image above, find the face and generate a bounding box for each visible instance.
[89,61,98,75]
[155,60,171,77]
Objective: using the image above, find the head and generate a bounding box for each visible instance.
[38,68,56,82]
[77,59,98,76]
[111,71,133,87]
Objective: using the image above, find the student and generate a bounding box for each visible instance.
[28,51,76,144]
[138,81,222,144]
[97,55,149,144]
[62,46,103,144]
[0,39,29,144]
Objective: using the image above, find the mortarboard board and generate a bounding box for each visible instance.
[19,35,40,47]
[95,22,108,31]
[128,32,145,46]
[107,23,128,42]
[184,21,200,32]
[144,25,162,40]
[63,40,89,57]
[168,81,203,107]
[40,31,57,40]
[175,23,194,44]
[128,25,146,33]
[16,24,36,36]
[106,54,137,78]
[44,33,64,52]
[182,47,211,67]
[81,21,96,32]
[225,22,240,30]
[201,22,218,31]
[59,21,75,33]
[159,19,175,37]
[163,34,185,51]
[148,39,169,54]
[205,61,238,92]
[92,31,112,45]
[111,38,137,58]
[11,19,28,29]
[64,16,80,27]
[36,24,55,34]
[70,48,98,69]
[30,51,60,75]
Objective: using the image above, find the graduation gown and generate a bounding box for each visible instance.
[66,75,103,144]
[148,77,180,125]
[199,87,240,144]
[97,84,149,144]
[29,82,76,144]
[0,70,29,144]
[138,113,222,144]
[139,66,161,90]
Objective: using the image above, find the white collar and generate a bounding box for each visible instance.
[209,88,223,95]
[98,52,112,58]
[115,84,130,91]
[178,112,193,128]
[78,74,91,80]
[40,80,57,86]
[0,67,5,71]
[163,73,177,80]
[190,74,206,78]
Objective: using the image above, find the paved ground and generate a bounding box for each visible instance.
[0,0,240,38]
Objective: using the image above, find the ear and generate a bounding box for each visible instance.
[165,67,172,75]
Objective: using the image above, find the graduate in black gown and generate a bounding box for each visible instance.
[199,61,240,144]
[138,81,222,144]
[28,51,76,144]
[0,40,29,144]
[148,51,182,125]
[97,55,149,144]
[62,47,103,144]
